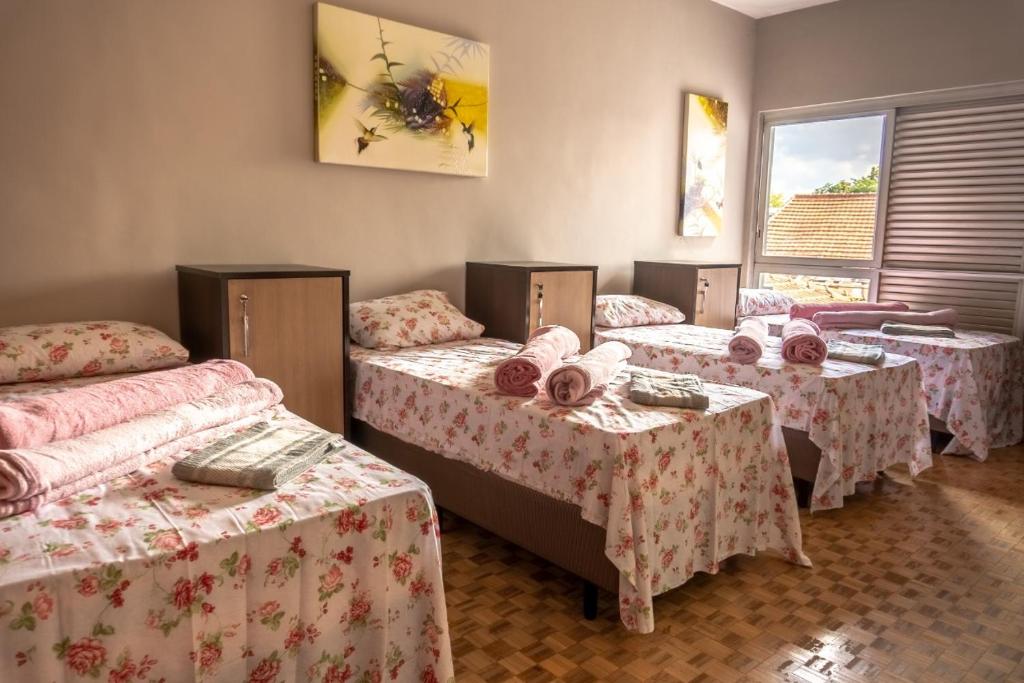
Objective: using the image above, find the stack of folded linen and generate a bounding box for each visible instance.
[628,368,709,410]
[826,340,886,366]
[0,360,284,517]
[813,307,958,331]
[879,322,957,338]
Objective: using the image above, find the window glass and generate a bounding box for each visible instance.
[763,115,885,261]
[758,272,870,304]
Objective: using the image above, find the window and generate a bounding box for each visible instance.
[749,85,1024,334]
[753,111,890,303]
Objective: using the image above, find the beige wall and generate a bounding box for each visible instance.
[754,0,1024,112]
[0,0,755,336]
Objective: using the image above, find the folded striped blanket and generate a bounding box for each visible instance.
[172,422,343,490]
[826,340,886,366]
[879,322,956,338]
[629,368,709,410]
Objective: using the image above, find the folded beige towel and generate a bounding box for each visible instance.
[629,369,709,410]
[172,422,342,490]
[826,340,886,366]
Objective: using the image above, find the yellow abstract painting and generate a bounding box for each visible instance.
[680,94,728,236]
[314,3,489,176]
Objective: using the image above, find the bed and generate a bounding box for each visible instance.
[0,373,454,682]
[349,337,810,634]
[739,313,1024,459]
[595,324,933,512]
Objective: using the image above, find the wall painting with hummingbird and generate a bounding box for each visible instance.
[314,3,489,176]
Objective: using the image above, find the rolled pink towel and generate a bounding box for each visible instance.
[780,318,827,365]
[0,359,255,449]
[728,317,768,365]
[789,301,909,320]
[546,341,631,407]
[494,325,581,397]
[813,307,958,330]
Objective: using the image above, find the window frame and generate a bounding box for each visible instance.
[752,106,896,270]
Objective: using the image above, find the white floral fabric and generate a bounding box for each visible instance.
[351,338,810,634]
[595,324,933,512]
[594,295,685,328]
[0,321,187,384]
[736,289,796,318]
[349,290,484,350]
[0,396,453,683]
[816,328,1023,461]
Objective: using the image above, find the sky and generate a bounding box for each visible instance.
[768,114,884,201]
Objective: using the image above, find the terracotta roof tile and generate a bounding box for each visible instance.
[764,193,877,260]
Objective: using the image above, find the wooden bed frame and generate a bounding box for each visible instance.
[350,419,618,618]
[351,418,825,616]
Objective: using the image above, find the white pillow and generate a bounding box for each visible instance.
[736,288,796,317]
[349,290,484,349]
[595,295,685,328]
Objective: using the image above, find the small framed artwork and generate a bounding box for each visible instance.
[679,93,728,236]
[314,3,490,177]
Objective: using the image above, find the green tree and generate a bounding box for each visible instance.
[769,192,786,209]
[813,165,879,194]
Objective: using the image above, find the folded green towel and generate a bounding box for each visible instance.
[172,422,343,490]
[880,322,956,338]
[827,340,886,366]
[629,369,709,410]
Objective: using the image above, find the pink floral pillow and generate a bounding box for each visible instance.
[0,321,189,384]
[736,288,796,317]
[595,295,686,328]
[350,290,485,349]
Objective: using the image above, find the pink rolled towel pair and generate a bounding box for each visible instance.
[780,318,828,365]
[494,325,581,397]
[728,317,768,365]
[813,307,958,330]
[546,341,632,407]
[790,301,910,320]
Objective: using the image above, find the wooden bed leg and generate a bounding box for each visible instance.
[582,581,598,620]
[793,478,812,509]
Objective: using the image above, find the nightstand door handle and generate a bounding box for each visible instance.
[239,294,251,357]
[698,277,710,315]
[536,283,545,327]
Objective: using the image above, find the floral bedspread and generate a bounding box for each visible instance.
[350,339,810,634]
[818,329,1023,460]
[596,325,933,512]
[0,397,453,682]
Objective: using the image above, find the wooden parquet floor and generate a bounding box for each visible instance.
[440,446,1024,682]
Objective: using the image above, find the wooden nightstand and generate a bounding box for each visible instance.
[465,261,598,352]
[176,264,350,435]
[633,261,740,330]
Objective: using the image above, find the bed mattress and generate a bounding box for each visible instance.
[0,375,453,682]
[351,338,810,633]
[596,324,933,511]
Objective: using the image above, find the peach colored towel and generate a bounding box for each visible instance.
[0,378,283,517]
[813,307,958,331]
[728,317,768,365]
[546,341,631,407]
[494,325,581,397]
[780,318,828,365]
[789,301,909,320]
[0,359,255,449]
